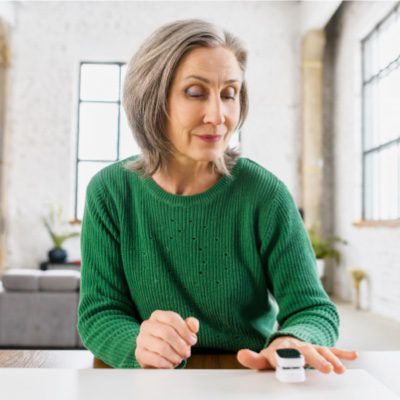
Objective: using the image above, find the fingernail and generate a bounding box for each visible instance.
[189,335,197,345]
[339,365,346,373]
[185,350,191,358]
[324,362,333,371]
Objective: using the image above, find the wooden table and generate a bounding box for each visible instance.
[0,350,244,369]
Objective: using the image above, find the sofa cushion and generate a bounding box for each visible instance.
[39,270,80,292]
[0,291,80,347]
[2,269,42,291]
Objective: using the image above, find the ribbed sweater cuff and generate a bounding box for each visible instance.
[80,321,141,368]
[176,359,188,369]
[264,323,337,349]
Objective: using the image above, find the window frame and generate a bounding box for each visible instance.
[360,3,400,223]
[74,61,126,222]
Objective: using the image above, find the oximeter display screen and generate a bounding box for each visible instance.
[276,349,302,359]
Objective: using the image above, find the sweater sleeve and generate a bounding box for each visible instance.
[261,180,340,348]
[77,172,143,368]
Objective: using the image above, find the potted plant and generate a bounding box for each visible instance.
[43,205,80,263]
[307,225,347,278]
[348,268,367,310]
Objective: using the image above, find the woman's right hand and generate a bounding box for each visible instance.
[135,310,199,369]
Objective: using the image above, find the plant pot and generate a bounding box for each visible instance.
[316,259,325,278]
[48,247,67,263]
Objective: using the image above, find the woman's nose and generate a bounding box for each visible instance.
[203,96,225,126]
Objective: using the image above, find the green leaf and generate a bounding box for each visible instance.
[307,224,347,265]
[42,205,80,248]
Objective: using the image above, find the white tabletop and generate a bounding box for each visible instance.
[343,351,400,396]
[0,368,398,400]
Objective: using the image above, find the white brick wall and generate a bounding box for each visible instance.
[3,2,301,269]
[331,1,400,322]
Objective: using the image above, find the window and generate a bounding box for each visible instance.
[361,4,400,221]
[75,62,140,220]
[74,62,242,221]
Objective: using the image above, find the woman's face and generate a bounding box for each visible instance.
[165,46,243,166]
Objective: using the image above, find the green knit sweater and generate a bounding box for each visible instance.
[77,155,339,368]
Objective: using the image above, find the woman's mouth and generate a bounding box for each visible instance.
[196,135,222,143]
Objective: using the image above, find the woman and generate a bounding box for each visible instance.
[77,18,358,372]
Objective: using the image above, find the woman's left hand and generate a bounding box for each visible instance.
[237,336,358,374]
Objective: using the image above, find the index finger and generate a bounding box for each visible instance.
[151,310,197,346]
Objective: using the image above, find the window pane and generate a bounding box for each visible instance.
[362,7,400,221]
[80,64,120,101]
[119,106,141,160]
[79,103,119,160]
[364,152,379,219]
[77,161,111,220]
[363,82,379,150]
[363,31,379,81]
[379,68,400,145]
[366,147,399,220]
[120,64,127,98]
[378,145,398,219]
[378,12,399,71]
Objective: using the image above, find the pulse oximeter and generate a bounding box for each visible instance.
[275,348,306,383]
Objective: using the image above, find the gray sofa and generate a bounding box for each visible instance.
[0,269,83,348]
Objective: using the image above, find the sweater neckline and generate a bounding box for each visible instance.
[142,157,244,205]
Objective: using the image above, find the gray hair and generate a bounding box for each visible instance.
[122,18,249,178]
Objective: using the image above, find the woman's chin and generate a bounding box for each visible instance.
[192,149,225,162]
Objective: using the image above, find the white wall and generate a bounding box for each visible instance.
[4,1,301,269]
[0,1,16,26]
[331,1,400,321]
[300,0,341,34]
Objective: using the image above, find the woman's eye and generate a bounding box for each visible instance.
[186,87,203,97]
[223,88,236,100]
[185,87,236,100]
